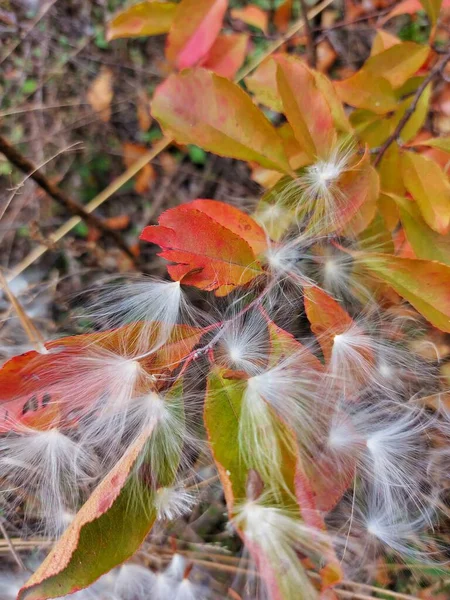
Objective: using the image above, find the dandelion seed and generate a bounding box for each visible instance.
[155,486,196,521]
[0,425,97,534]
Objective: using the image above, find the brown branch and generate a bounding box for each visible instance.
[374,50,450,167]
[299,0,317,68]
[0,134,138,265]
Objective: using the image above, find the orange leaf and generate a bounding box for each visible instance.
[231,5,268,33]
[106,1,177,40]
[165,0,227,70]
[136,88,152,131]
[316,39,337,73]
[275,55,336,159]
[201,33,249,79]
[140,199,268,296]
[86,67,113,123]
[303,287,355,362]
[152,68,292,173]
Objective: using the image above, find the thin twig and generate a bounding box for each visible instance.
[299,0,317,68]
[374,50,450,167]
[0,270,47,353]
[7,0,334,283]
[0,134,138,265]
[0,519,30,572]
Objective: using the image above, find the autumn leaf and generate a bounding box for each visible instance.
[335,69,397,114]
[275,54,336,159]
[358,253,450,332]
[0,323,204,433]
[123,142,156,194]
[106,1,177,40]
[274,0,292,33]
[413,136,450,152]
[200,33,248,79]
[419,0,444,23]
[303,287,355,362]
[165,0,227,70]
[151,68,292,173]
[336,42,429,115]
[400,150,450,234]
[245,56,284,112]
[231,5,268,33]
[19,425,156,599]
[136,89,152,131]
[392,193,450,265]
[19,382,184,600]
[140,199,269,296]
[205,367,340,596]
[381,0,449,25]
[370,30,401,56]
[86,67,113,123]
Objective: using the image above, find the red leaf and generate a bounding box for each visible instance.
[0,323,204,433]
[165,0,227,70]
[140,200,268,296]
[200,33,248,79]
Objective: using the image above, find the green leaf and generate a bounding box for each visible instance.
[20,383,185,599]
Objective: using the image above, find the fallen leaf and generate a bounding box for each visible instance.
[86,67,113,123]
[106,1,177,40]
[136,89,152,131]
[123,143,156,194]
[316,39,337,73]
[166,0,227,70]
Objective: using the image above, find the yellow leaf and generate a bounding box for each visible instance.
[419,0,443,24]
[275,55,336,159]
[401,151,450,234]
[107,1,177,40]
[370,30,401,56]
[364,42,429,88]
[359,253,450,332]
[245,56,283,112]
[392,193,450,265]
